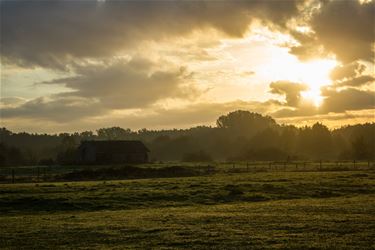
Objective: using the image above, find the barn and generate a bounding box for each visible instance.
[78,140,149,164]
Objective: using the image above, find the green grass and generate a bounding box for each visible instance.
[1,161,373,183]
[1,170,375,249]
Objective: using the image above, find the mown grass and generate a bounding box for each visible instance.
[1,170,375,249]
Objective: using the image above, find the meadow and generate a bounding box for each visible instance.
[1,165,375,249]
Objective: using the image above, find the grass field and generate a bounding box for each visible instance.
[0,161,373,183]
[1,169,375,249]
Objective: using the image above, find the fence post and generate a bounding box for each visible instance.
[12,169,15,184]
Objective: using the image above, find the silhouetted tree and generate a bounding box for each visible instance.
[352,136,369,160]
[1,111,374,163]
[0,143,25,167]
[97,127,133,140]
[216,110,277,137]
[279,125,298,154]
[80,131,95,140]
[56,136,78,165]
[297,123,334,160]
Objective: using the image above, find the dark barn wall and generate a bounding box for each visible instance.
[79,145,96,163]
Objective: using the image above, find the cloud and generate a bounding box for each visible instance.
[330,62,366,81]
[1,0,374,132]
[0,97,26,107]
[288,31,327,61]
[312,0,374,63]
[290,0,374,63]
[2,93,373,133]
[271,87,375,118]
[271,102,318,118]
[42,58,199,109]
[0,99,282,132]
[1,96,106,122]
[329,61,374,88]
[269,81,308,107]
[1,57,203,122]
[0,0,301,69]
[144,99,281,127]
[335,75,375,87]
[321,88,375,113]
[240,71,256,77]
[276,109,375,128]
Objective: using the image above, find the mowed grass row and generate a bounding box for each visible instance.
[1,171,375,249]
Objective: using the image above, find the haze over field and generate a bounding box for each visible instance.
[0,0,374,133]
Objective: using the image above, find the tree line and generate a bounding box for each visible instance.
[0,110,374,166]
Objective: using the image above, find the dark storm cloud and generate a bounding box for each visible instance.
[0,0,300,69]
[269,81,308,107]
[291,0,375,63]
[41,58,197,109]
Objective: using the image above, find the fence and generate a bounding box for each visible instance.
[0,160,374,184]
[219,160,374,173]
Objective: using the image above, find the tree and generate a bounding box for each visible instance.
[0,143,25,167]
[56,136,78,165]
[297,123,334,160]
[80,131,95,140]
[97,127,132,140]
[0,127,12,140]
[250,128,280,149]
[279,125,298,154]
[352,136,368,160]
[216,110,277,137]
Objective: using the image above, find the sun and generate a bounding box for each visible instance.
[277,59,338,107]
[298,59,338,107]
[261,54,337,107]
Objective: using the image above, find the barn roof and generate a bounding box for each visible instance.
[79,140,149,153]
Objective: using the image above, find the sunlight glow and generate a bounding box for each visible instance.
[258,52,337,107]
[298,60,338,107]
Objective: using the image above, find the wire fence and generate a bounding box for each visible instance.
[0,160,374,184]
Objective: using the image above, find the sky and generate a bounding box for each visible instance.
[0,0,374,133]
